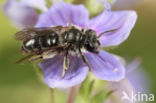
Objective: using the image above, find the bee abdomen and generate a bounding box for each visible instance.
[22,32,59,53]
[40,33,58,49]
[62,29,82,44]
[22,37,41,53]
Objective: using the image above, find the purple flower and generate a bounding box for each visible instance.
[20,0,48,12]
[35,2,137,88]
[126,58,150,93]
[3,0,40,28]
[105,58,150,103]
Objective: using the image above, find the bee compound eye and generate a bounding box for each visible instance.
[85,42,95,52]
[84,30,97,41]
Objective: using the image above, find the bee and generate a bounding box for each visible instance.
[14,23,116,77]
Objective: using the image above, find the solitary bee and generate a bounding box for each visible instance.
[14,24,116,77]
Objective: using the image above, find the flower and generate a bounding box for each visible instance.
[126,58,150,93]
[3,0,48,28]
[105,58,150,103]
[3,0,137,88]
[3,0,39,28]
[20,0,48,12]
[35,2,137,88]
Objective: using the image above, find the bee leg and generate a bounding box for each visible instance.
[14,53,35,64]
[29,55,42,62]
[21,55,42,65]
[62,51,70,77]
[79,49,91,71]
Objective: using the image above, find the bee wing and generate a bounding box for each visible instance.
[14,26,67,41]
[51,26,69,35]
[14,28,39,41]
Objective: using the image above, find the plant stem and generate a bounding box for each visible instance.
[50,88,55,103]
[67,86,77,103]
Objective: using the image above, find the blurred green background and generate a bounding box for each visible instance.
[0,0,156,103]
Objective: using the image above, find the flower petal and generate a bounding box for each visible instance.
[89,10,137,47]
[3,0,38,29]
[84,50,125,81]
[39,55,88,88]
[36,2,89,27]
[126,59,150,92]
[21,0,48,12]
[105,79,134,103]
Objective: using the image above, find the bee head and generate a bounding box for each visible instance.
[83,29,100,53]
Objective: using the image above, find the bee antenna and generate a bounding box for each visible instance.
[97,29,117,38]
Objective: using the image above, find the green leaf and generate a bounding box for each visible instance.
[75,74,114,103]
[79,77,95,99]
[75,76,95,103]
[75,95,88,103]
[88,80,95,95]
